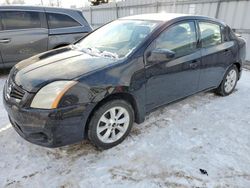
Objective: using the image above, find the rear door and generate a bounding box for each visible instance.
[0,10,48,67]
[198,21,235,90]
[45,10,91,49]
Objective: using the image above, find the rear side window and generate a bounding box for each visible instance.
[47,13,81,29]
[199,22,222,48]
[0,11,41,30]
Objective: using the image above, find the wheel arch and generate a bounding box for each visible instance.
[222,62,241,82]
[84,92,143,136]
[233,62,241,79]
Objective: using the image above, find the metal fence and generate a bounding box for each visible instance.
[82,0,250,60]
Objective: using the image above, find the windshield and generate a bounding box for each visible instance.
[75,19,160,59]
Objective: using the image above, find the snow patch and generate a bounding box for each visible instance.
[0,70,250,187]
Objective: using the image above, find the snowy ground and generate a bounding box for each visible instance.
[0,70,250,188]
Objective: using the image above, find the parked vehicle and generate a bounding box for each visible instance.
[3,13,246,149]
[0,6,92,68]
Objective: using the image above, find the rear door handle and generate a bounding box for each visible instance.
[189,60,198,69]
[0,38,11,43]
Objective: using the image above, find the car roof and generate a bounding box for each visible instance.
[121,13,188,21]
[121,13,226,26]
[0,5,81,13]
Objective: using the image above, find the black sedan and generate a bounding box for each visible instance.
[3,13,246,149]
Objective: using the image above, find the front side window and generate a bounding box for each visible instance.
[154,21,197,58]
[199,22,222,48]
[76,19,159,58]
[0,11,41,30]
[47,13,81,29]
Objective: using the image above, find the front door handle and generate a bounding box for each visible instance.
[189,61,198,69]
[0,38,11,43]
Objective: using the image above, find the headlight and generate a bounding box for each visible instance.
[30,81,77,109]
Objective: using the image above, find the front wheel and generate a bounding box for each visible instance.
[215,65,239,96]
[88,99,134,150]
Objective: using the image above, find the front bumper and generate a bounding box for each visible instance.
[3,93,95,148]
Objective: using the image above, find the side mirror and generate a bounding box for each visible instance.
[147,49,175,63]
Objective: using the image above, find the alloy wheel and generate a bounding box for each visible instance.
[96,106,130,143]
[224,69,237,93]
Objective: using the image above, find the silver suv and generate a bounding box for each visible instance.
[0,6,92,68]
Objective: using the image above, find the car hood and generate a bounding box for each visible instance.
[13,46,118,92]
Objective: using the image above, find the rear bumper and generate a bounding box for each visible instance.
[3,96,95,148]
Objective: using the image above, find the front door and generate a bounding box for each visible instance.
[0,10,48,67]
[145,21,201,111]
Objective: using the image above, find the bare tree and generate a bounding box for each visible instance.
[48,0,61,7]
[90,0,109,6]
[5,0,11,4]
[57,0,62,7]
[12,0,25,4]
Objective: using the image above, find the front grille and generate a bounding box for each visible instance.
[6,79,26,101]
[10,85,25,100]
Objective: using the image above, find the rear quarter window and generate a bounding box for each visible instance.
[47,13,81,29]
[0,11,41,30]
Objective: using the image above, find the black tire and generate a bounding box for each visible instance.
[215,65,239,96]
[88,99,134,150]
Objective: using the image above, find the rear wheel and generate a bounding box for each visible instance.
[88,99,134,149]
[215,65,238,96]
